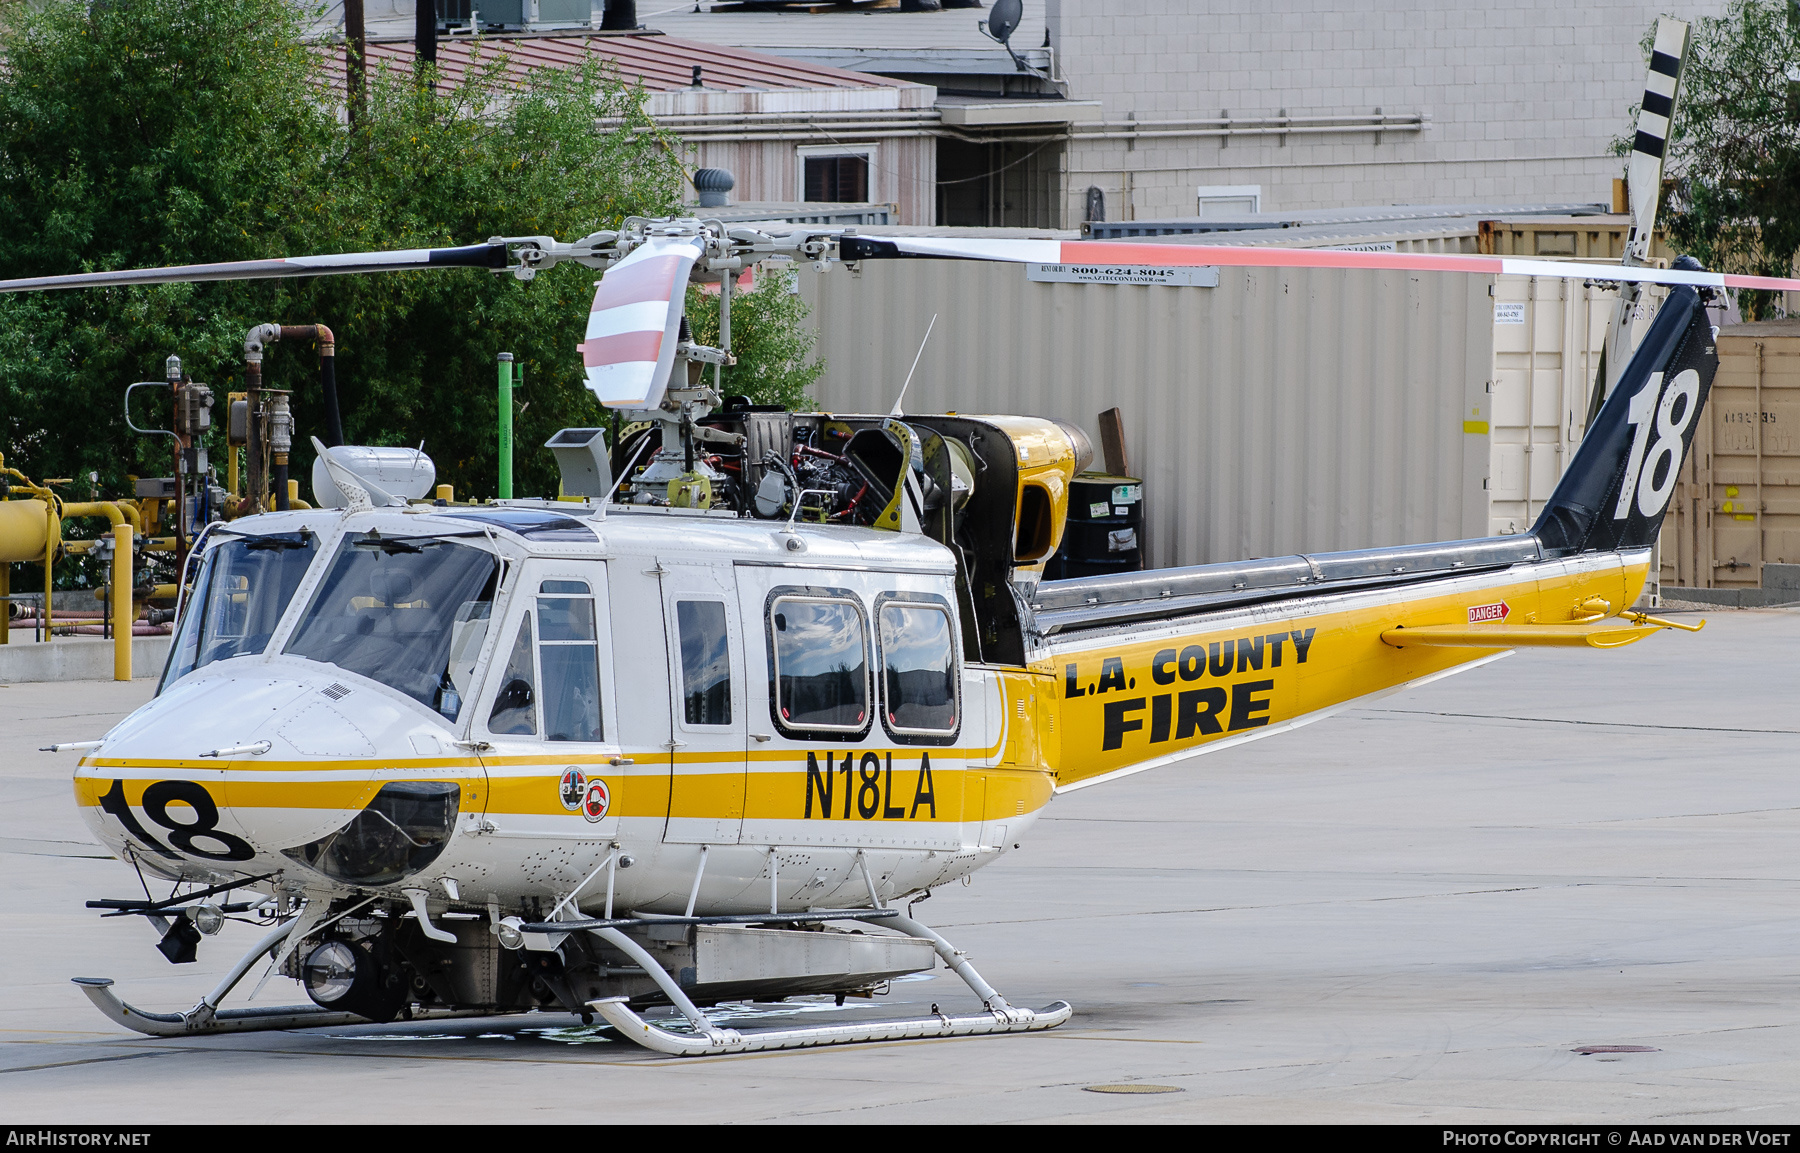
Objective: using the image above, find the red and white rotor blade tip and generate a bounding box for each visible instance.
[0,243,509,293]
[839,236,1800,294]
[578,234,704,412]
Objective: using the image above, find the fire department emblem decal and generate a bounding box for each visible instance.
[583,779,611,823]
[559,767,586,812]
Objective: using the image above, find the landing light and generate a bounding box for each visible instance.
[302,941,359,1004]
[188,904,225,936]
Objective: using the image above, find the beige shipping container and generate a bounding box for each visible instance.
[1662,320,1800,590]
[800,257,1651,571]
[1486,274,1667,536]
[802,259,1493,569]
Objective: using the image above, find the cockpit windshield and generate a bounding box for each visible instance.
[160,532,319,692]
[284,532,501,719]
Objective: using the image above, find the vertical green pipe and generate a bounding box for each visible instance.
[497,352,514,500]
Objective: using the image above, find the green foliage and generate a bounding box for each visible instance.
[1630,0,1800,318]
[293,50,685,499]
[0,0,337,494]
[0,0,687,515]
[682,264,824,410]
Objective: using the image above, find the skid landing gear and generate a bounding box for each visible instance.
[72,907,1071,1052]
[587,913,1072,1056]
[72,915,485,1037]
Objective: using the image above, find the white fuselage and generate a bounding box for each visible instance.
[75,502,1051,923]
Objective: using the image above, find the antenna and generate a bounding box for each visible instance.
[979,0,1022,44]
[890,314,937,418]
[977,0,1048,79]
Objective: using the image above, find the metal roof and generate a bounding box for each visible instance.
[644,1,1049,54]
[1080,203,1615,252]
[335,31,914,92]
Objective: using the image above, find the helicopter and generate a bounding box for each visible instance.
[21,190,1800,1054]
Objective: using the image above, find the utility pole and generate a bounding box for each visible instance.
[346,0,366,126]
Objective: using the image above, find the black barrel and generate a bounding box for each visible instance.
[1044,472,1144,580]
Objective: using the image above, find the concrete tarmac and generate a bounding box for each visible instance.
[4,608,1799,1124]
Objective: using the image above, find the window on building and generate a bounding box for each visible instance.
[804,154,871,203]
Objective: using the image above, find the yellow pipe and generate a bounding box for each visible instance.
[57,503,141,662]
[60,500,140,533]
[45,499,54,639]
[0,499,51,563]
[111,521,131,680]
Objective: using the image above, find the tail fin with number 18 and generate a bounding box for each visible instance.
[1533,274,1716,556]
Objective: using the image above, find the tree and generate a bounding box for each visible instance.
[1643,0,1800,319]
[0,0,339,494]
[0,0,686,523]
[682,264,825,411]
[288,49,685,500]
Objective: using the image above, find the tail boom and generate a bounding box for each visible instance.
[1042,547,1651,791]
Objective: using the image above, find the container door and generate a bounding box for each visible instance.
[659,560,748,845]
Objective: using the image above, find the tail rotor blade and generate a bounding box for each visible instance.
[0,242,509,294]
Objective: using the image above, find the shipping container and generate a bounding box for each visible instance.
[1662,320,1800,590]
[1477,214,1671,261]
[1486,274,1668,535]
[802,259,1492,569]
[799,255,1656,572]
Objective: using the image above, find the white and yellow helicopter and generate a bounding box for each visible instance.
[25,149,1800,1053]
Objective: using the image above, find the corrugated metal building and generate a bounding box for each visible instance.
[797,209,1672,570]
[324,32,941,225]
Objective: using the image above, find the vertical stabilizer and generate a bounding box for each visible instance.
[1535,282,1716,554]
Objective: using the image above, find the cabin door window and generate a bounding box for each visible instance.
[538,580,604,742]
[487,613,538,736]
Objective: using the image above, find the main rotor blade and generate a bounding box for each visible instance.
[0,243,509,293]
[837,236,1800,294]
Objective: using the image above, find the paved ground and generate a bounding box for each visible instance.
[4,608,1799,1124]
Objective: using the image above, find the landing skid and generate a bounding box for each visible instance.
[71,915,486,1038]
[592,998,1072,1056]
[587,912,1072,1056]
[72,977,489,1036]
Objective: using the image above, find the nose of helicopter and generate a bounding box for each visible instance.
[73,664,480,880]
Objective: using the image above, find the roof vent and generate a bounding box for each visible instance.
[693,168,735,209]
